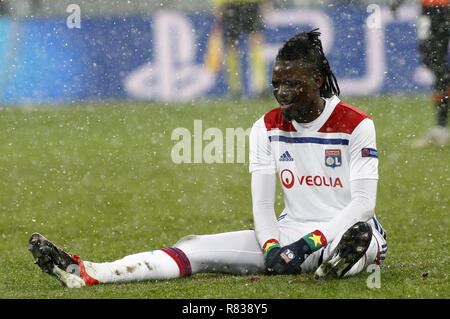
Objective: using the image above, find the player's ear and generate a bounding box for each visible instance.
[313,73,323,89]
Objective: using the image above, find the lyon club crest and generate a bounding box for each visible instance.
[325,149,342,168]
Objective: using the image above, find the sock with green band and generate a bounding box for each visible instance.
[262,239,281,258]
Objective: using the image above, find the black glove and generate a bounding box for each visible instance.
[265,239,312,275]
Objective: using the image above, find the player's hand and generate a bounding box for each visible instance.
[263,231,326,275]
[265,239,311,275]
[264,246,291,274]
[263,241,285,274]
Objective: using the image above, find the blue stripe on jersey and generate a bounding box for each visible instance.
[277,213,287,221]
[269,136,349,145]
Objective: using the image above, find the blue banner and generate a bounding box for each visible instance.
[0,5,439,105]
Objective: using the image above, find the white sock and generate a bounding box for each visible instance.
[83,249,184,283]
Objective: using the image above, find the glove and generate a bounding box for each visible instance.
[264,245,286,274]
[262,239,287,274]
[262,239,281,269]
[265,239,311,274]
[263,230,328,275]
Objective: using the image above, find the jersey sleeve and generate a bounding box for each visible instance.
[249,116,277,174]
[251,172,280,246]
[349,118,379,181]
[320,178,377,242]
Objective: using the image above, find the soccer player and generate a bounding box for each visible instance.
[392,0,449,146]
[210,0,269,98]
[29,30,387,288]
[413,0,449,147]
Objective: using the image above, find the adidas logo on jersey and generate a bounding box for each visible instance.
[279,151,294,161]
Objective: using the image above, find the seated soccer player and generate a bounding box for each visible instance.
[29,30,387,288]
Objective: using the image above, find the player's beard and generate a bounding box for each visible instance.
[281,108,301,122]
[281,102,314,123]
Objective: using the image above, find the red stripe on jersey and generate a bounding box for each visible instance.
[263,107,297,132]
[318,102,369,134]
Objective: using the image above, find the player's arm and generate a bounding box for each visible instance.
[251,171,279,253]
[306,118,379,247]
[321,118,379,241]
[248,118,281,262]
[320,179,377,242]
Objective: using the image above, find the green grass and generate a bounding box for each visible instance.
[0,95,448,299]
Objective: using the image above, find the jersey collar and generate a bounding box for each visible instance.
[291,95,341,132]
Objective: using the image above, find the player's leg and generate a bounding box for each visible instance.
[224,44,242,97]
[29,230,265,288]
[413,5,449,147]
[248,32,267,96]
[298,221,387,279]
[84,230,264,283]
[245,3,267,96]
[425,6,449,129]
[222,4,243,98]
[431,6,449,131]
[341,226,387,277]
[174,230,265,275]
[89,230,265,283]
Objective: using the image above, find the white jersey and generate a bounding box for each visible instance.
[249,95,378,228]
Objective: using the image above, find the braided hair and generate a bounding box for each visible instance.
[276,29,340,98]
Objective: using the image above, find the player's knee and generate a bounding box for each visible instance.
[174,234,201,250]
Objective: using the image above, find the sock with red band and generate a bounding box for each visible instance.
[82,249,186,283]
[69,254,99,286]
[161,247,192,278]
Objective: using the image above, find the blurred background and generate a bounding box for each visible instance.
[0,0,432,105]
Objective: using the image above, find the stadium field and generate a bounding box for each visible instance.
[0,95,448,299]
